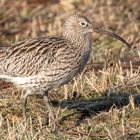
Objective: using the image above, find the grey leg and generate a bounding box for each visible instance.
[42,91,58,132]
[21,90,31,120]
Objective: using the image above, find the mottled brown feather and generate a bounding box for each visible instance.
[0,36,72,77]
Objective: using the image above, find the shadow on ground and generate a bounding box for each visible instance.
[51,92,140,125]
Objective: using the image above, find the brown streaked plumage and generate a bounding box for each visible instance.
[0,12,131,132]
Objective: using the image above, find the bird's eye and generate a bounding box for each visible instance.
[79,22,87,27]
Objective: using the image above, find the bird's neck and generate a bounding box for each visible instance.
[63,30,90,50]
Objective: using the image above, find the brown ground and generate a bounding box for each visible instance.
[0,0,140,139]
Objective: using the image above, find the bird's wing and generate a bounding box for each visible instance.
[0,36,69,77]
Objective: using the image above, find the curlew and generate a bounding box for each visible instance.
[0,12,131,131]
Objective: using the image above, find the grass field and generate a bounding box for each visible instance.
[0,0,140,139]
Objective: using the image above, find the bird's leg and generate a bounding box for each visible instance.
[21,89,31,120]
[42,91,58,132]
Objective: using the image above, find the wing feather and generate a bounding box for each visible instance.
[0,36,69,77]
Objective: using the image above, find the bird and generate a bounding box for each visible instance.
[0,12,131,132]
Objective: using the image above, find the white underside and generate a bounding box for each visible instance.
[0,75,36,87]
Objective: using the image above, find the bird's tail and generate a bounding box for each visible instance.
[0,44,10,61]
[0,44,11,74]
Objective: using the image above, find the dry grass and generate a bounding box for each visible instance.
[0,0,140,139]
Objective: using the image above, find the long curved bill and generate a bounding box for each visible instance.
[92,27,131,48]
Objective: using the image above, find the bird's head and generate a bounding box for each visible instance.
[63,12,94,36]
[63,12,131,48]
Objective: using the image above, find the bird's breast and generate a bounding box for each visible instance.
[76,42,91,73]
